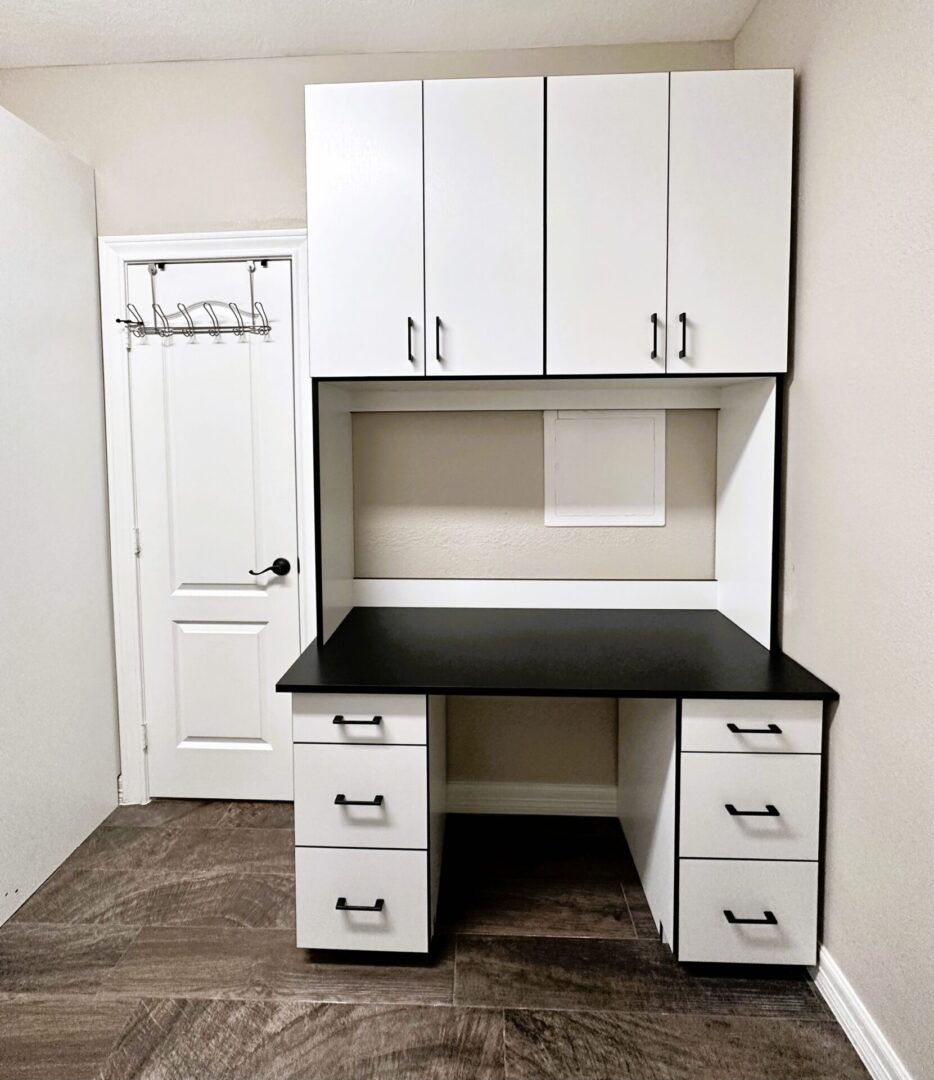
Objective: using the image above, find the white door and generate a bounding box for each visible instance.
[547,74,669,375]
[128,258,299,799]
[424,77,544,376]
[667,69,793,374]
[306,81,425,378]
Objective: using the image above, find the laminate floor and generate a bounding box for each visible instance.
[0,804,868,1080]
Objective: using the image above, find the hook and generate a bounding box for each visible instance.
[229,302,246,336]
[124,303,146,337]
[152,304,172,337]
[177,303,196,337]
[253,301,270,335]
[204,302,221,337]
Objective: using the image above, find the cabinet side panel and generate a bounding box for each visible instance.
[617,698,677,947]
[716,378,776,647]
[317,384,354,643]
[428,694,447,937]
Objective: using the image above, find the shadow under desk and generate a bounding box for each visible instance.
[277,607,837,963]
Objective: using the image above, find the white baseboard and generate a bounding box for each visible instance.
[810,946,913,1080]
[446,781,617,816]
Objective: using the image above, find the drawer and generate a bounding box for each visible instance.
[296,847,428,953]
[680,752,820,860]
[293,693,426,746]
[678,858,818,965]
[682,699,823,754]
[294,743,427,849]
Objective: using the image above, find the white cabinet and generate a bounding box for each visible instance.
[547,74,669,375]
[424,77,544,376]
[667,69,793,374]
[306,81,425,377]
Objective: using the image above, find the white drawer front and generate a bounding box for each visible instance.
[296,847,428,953]
[678,859,818,965]
[294,744,427,849]
[293,693,426,746]
[680,752,820,860]
[682,699,823,754]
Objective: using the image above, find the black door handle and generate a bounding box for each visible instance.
[651,313,658,359]
[679,312,687,358]
[725,803,780,817]
[407,317,415,364]
[336,897,385,912]
[724,909,777,926]
[333,715,383,726]
[727,722,783,735]
[249,557,290,576]
[435,316,443,363]
[334,794,384,806]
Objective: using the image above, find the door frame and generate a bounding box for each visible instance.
[99,230,314,805]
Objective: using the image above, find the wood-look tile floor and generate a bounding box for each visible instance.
[0,803,869,1080]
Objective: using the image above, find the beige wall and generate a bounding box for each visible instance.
[0,41,731,235]
[353,410,717,580]
[736,2,934,1075]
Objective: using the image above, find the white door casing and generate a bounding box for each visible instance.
[547,73,669,375]
[424,77,544,376]
[667,69,793,374]
[127,258,299,799]
[306,81,425,378]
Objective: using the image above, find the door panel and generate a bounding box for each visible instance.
[128,259,298,799]
[547,74,668,374]
[306,81,425,377]
[424,77,544,376]
[667,70,793,373]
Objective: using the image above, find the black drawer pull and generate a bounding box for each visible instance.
[435,315,443,362]
[725,803,780,817]
[336,897,385,912]
[335,794,384,807]
[407,317,415,364]
[678,311,687,358]
[724,909,777,926]
[332,715,382,726]
[727,722,783,735]
[651,312,658,359]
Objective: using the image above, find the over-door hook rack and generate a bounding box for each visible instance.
[117,300,271,338]
[116,258,272,337]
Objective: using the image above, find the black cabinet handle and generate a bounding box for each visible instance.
[334,794,384,806]
[332,715,382,726]
[678,312,687,358]
[336,896,385,912]
[651,313,658,359]
[725,803,780,817]
[407,317,415,364]
[724,909,777,926]
[435,316,443,362]
[727,722,783,735]
[249,557,290,576]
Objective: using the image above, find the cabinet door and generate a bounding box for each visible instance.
[667,70,793,374]
[547,74,668,374]
[306,81,424,377]
[424,78,544,376]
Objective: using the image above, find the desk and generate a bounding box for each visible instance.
[278,607,835,963]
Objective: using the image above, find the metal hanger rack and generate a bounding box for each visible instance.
[116,260,272,338]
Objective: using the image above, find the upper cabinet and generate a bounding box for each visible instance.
[667,70,793,374]
[424,78,544,376]
[306,81,425,377]
[305,70,793,379]
[547,74,669,375]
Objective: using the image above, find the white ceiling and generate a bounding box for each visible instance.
[0,0,758,69]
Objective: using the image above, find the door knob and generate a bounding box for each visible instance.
[249,557,291,576]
